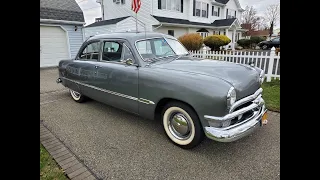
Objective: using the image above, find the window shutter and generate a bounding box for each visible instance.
[207,4,209,18]
[226,9,228,18]
[212,6,214,16]
[218,7,220,17]
[235,11,237,18]
[181,0,183,12]
[158,0,161,9]
[193,0,195,16]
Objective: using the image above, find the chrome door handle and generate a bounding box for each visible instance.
[95,65,102,69]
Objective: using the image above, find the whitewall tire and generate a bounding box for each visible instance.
[162,102,204,149]
[69,89,87,103]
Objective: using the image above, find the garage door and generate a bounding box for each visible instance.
[40,26,70,67]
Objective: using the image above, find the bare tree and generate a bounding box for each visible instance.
[241,6,260,32]
[264,4,280,37]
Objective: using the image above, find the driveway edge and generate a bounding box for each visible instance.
[40,120,99,180]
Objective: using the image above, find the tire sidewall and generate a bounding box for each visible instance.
[162,102,204,149]
[70,89,86,102]
[163,107,196,145]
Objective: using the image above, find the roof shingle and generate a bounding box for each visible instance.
[40,0,84,22]
[85,17,130,28]
[152,16,237,27]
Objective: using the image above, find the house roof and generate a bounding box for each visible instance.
[40,0,84,22]
[215,0,229,4]
[85,16,130,28]
[249,30,270,36]
[212,18,237,26]
[152,15,237,28]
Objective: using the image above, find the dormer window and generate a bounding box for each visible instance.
[159,0,182,12]
[113,0,125,4]
[226,9,236,19]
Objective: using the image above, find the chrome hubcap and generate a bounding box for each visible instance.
[71,90,80,98]
[168,112,191,140]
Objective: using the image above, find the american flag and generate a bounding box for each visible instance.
[131,0,141,13]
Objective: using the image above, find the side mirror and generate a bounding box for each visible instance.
[125,58,134,66]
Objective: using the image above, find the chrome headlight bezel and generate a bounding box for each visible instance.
[227,87,236,108]
[259,70,265,84]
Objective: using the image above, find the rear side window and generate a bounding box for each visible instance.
[78,41,100,61]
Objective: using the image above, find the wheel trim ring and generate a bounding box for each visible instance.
[163,107,196,145]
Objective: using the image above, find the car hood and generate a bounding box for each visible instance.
[259,40,269,44]
[151,57,261,99]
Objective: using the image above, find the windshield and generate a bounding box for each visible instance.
[136,38,189,61]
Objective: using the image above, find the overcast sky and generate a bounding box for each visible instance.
[76,0,280,27]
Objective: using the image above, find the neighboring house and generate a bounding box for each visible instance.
[241,25,280,40]
[85,0,247,50]
[40,0,85,67]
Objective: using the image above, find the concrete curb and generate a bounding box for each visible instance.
[40,121,99,180]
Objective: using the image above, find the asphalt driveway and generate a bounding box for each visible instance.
[40,68,280,180]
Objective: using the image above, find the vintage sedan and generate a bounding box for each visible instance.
[57,32,268,149]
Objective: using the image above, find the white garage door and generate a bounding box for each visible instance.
[40,26,70,67]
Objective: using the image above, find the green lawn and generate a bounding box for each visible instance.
[40,144,68,180]
[262,79,280,112]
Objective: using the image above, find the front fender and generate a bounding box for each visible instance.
[138,67,232,127]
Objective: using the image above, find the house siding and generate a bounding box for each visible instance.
[102,0,157,31]
[154,26,188,38]
[116,17,146,32]
[83,24,117,39]
[61,24,84,58]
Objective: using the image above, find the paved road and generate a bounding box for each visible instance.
[40,68,280,180]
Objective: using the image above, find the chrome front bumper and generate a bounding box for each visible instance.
[204,88,267,142]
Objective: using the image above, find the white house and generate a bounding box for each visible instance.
[40,0,85,67]
[84,0,246,50]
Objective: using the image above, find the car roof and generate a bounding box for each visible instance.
[87,32,176,42]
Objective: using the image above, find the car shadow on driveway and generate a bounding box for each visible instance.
[41,94,280,180]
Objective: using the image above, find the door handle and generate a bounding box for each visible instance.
[95,65,102,69]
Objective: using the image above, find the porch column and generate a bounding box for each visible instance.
[232,29,236,50]
[225,29,229,50]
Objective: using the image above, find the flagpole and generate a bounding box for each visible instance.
[136,12,138,32]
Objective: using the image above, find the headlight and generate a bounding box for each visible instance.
[259,70,265,84]
[227,87,236,108]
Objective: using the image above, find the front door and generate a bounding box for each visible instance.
[93,40,139,114]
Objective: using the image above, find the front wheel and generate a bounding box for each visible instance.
[162,102,204,149]
[69,89,87,103]
[262,44,268,50]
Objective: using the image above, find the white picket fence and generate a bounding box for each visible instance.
[189,47,280,82]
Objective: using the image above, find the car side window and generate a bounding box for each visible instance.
[272,38,280,42]
[78,42,100,61]
[102,41,123,62]
[122,44,135,61]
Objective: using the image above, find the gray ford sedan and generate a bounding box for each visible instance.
[57,32,268,149]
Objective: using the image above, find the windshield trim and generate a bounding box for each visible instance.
[134,37,188,62]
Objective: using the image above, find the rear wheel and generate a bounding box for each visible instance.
[162,101,204,149]
[69,89,87,103]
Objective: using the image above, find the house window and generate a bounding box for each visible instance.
[198,32,208,39]
[227,9,236,19]
[113,0,125,4]
[160,0,181,11]
[212,6,219,16]
[168,30,174,36]
[195,1,208,18]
